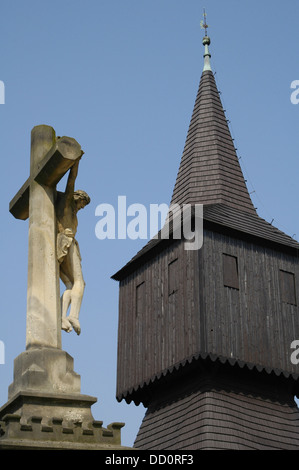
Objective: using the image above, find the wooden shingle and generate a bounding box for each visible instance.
[170,70,256,215]
[134,363,299,450]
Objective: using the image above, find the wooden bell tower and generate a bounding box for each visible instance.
[112,25,299,449]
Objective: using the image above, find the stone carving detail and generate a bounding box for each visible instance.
[56,158,90,335]
[0,414,124,449]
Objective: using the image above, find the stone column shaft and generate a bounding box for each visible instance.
[26,125,61,349]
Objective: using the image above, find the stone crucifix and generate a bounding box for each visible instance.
[9,125,90,351]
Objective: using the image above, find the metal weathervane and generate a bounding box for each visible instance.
[200,9,209,36]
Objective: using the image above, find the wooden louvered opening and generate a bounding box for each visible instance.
[279,270,296,306]
[223,253,239,290]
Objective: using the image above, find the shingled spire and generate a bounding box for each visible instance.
[113,14,299,450]
[170,30,256,215]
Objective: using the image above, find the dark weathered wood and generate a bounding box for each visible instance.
[134,363,299,450]
[114,55,299,451]
[279,270,297,305]
[112,204,299,282]
[170,71,256,215]
[223,253,239,289]
[116,226,299,402]
[168,258,178,295]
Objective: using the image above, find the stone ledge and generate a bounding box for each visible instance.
[0,413,127,449]
[0,391,131,450]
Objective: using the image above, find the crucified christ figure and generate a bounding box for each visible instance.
[55,159,90,335]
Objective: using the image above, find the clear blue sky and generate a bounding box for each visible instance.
[0,0,299,447]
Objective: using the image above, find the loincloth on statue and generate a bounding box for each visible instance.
[57,228,81,264]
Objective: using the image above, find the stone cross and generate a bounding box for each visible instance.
[9,125,83,351]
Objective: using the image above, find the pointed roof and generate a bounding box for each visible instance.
[112,28,299,282]
[170,36,256,215]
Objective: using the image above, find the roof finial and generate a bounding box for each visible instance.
[200,8,209,36]
[200,9,212,72]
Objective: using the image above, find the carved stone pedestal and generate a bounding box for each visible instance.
[8,347,81,398]
[0,348,130,450]
[0,392,128,450]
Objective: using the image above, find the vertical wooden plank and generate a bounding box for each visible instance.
[116,226,299,398]
[116,281,124,397]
